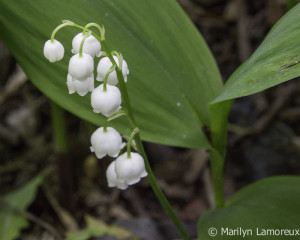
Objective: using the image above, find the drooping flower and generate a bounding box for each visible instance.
[106,161,128,190]
[72,32,102,58]
[96,56,129,85]
[115,152,148,185]
[66,73,94,96]
[43,39,64,62]
[91,84,122,117]
[90,127,125,159]
[68,53,94,81]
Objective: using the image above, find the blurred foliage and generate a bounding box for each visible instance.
[0,176,42,240]
[66,215,137,240]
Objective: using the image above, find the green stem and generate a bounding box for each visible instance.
[50,102,67,153]
[51,101,78,210]
[84,23,105,40]
[107,110,127,121]
[210,149,225,208]
[98,38,190,240]
[135,135,190,240]
[103,109,127,134]
[111,51,123,69]
[57,21,190,239]
[50,20,90,42]
[209,100,232,208]
[96,38,135,124]
[103,124,107,132]
[50,21,75,42]
[127,128,139,158]
[103,64,116,92]
[79,32,89,57]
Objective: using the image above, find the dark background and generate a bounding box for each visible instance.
[0,0,300,239]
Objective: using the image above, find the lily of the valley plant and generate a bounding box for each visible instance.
[43,20,190,240]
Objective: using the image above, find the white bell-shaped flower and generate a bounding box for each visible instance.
[91,84,122,117]
[43,39,64,62]
[68,53,94,81]
[96,56,129,85]
[90,127,125,159]
[115,152,148,185]
[106,161,128,190]
[66,73,94,96]
[72,32,102,58]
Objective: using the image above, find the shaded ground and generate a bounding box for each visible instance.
[1,0,300,239]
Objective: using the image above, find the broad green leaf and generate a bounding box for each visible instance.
[198,176,300,240]
[0,176,42,240]
[0,0,223,148]
[213,3,300,103]
[66,215,135,240]
[208,4,300,158]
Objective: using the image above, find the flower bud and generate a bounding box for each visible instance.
[115,152,148,185]
[67,73,94,96]
[106,161,128,190]
[43,39,64,62]
[96,56,129,85]
[91,84,122,117]
[90,127,125,159]
[72,32,102,58]
[68,53,94,81]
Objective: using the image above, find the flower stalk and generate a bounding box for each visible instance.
[45,21,191,240]
[210,149,225,208]
[103,64,116,92]
[78,32,89,57]
[127,128,139,158]
[98,37,191,240]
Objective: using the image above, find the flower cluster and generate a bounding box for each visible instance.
[43,21,147,189]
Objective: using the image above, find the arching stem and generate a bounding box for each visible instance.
[103,64,116,92]
[127,128,139,158]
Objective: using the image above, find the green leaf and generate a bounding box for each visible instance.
[0,176,42,240]
[208,4,300,160]
[0,0,223,148]
[198,176,300,240]
[213,3,300,103]
[66,215,135,240]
